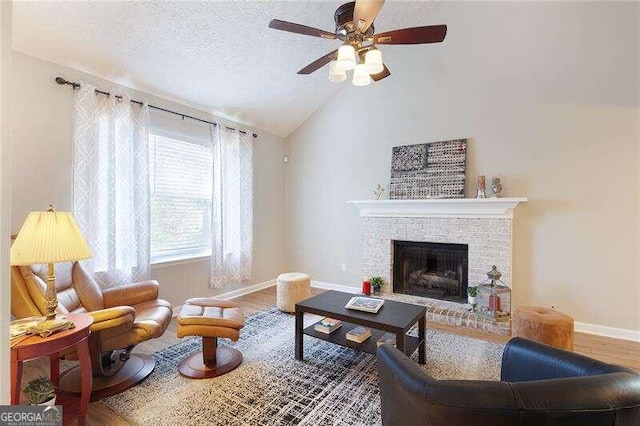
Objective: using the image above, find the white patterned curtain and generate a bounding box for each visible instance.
[209,125,254,288]
[73,82,151,288]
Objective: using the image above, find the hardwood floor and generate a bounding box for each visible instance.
[17,286,640,425]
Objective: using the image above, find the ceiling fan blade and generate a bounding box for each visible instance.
[371,64,391,82]
[269,19,337,39]
[374,25,447,45]
[297,49,339,74]
[353,0,385,33]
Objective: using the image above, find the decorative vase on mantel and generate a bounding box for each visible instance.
[490,177,503,198]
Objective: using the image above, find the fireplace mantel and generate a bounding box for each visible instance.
[348,198,528,219]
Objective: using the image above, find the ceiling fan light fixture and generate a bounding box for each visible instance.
[268,2,448,84]
[328,60,347,83]
[337,45,356,71]
[365,49,384,74]
[352,64,372,86]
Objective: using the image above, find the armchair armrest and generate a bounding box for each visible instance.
[89,306,136,333]
[377,344,433,425]
[501,337,635,382]
[377,344,516,425]
[103,280,160,308]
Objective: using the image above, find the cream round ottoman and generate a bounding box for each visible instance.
[277,273,311,313]
[512,306,575,351]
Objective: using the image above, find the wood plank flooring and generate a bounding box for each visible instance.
[17,286,640,425]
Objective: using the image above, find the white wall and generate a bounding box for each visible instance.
[0,0,12,404]
[11,52,287,307]
[284,2,639,332]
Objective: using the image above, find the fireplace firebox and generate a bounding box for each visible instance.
[392,241,469,303]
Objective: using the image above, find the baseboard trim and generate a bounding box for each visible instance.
[574,321,640,343]
[311,280,361,294]
[214,279,278,300]
[170,279,278,317]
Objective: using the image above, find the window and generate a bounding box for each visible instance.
[150,134,213,264]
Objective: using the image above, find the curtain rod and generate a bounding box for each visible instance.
[55,77,258,138]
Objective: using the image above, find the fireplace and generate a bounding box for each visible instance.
[393,241,468,303]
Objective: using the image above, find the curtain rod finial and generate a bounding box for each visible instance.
[56,77,79,89]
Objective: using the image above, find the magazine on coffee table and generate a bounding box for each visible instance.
[345,296,384,313]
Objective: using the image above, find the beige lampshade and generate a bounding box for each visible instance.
[10,208,92,265]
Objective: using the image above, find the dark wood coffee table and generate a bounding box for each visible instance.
[295,290,426,364]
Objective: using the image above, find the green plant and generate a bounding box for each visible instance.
[23,377,55,405]
[467,286,479,297]
[370,276,385,289]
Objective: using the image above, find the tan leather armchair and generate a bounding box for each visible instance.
[11,261,173,399]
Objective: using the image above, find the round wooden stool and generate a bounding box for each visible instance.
[512,306,574,350]
[177,298,245,379]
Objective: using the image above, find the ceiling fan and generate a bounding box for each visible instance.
[268,0,447,86]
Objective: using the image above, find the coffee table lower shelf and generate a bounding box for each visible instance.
[302,321,421,357]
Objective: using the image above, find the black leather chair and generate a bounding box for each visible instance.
[377,337,640,426]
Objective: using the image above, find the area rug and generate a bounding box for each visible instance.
[103,308,504,425]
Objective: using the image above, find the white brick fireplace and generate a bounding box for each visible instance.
[349,198,527,333]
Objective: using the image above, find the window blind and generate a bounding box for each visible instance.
[150,134,213,263]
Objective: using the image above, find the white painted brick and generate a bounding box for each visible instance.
[361,216,514,292]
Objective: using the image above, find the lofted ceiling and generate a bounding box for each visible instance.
[12,1,441,137]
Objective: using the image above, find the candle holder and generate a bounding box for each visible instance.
[476,175,487,198]
[362,277,371,296]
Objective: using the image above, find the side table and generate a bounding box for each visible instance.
[11,313,93,426]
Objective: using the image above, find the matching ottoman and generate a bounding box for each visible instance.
[176,298,245,379]
[512,306,575,351]
[277,272,311,313]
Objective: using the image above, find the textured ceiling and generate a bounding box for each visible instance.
[12,1,440,137]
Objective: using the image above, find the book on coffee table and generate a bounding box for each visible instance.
[376,333,396,347]
[346,326,372,343]
[345,296,385,313]
[314,317,343,334]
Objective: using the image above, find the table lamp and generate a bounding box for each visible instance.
[10,205,92,320]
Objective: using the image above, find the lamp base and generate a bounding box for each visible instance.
[45,263,59,320]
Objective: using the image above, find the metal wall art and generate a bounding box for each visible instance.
[389,139,467,199]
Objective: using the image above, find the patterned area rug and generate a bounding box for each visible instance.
[103,308,504,425]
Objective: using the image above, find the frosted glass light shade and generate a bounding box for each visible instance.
[328,60,346,83]
[365,49,384,74]
[352,64,372,86]
[337,45,356,71]
[11,208,92,265]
